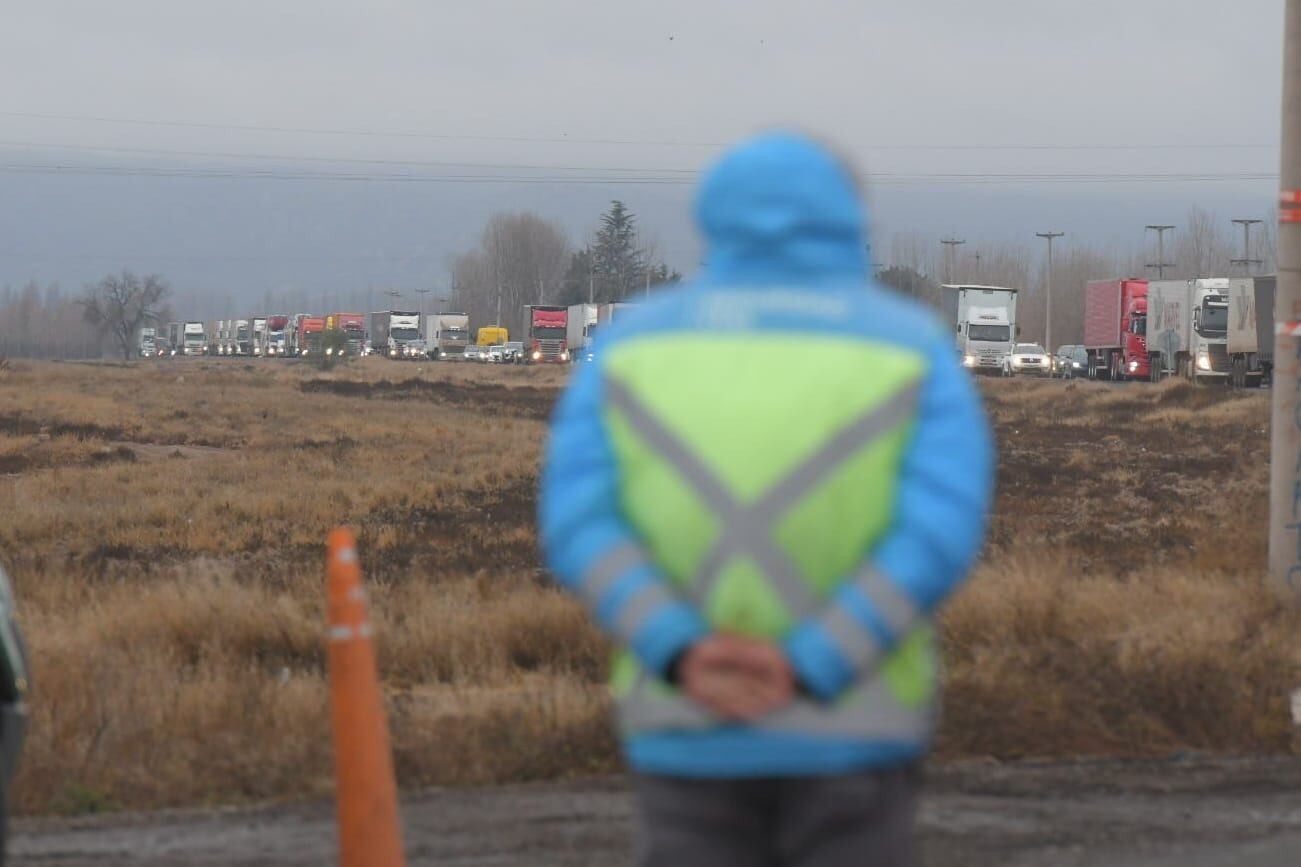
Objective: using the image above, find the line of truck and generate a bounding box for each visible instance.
[1082,276,1274,386]
[941,276,1275,388]
[139,304,634,363]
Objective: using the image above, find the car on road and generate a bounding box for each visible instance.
[503,341,524,364]
[486,345,506,363]
[463,345,486,362]
[1002,343,1051,377]
[1055,345,1088,379]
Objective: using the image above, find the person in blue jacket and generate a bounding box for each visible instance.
[540,131,993,867]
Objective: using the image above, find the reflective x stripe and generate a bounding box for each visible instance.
[577,543,646,608]
[614,581,678,640]
[852,567,919,639]
[606,375,921,618]
[822,604,884,669]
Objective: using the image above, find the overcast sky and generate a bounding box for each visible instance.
[0,0,1285,308]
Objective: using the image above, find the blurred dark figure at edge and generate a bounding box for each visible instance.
[541,132,992,866]
[0,560,28,867]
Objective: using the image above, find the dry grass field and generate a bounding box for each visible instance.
[0,358,1296,815]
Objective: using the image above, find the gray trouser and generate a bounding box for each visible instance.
[632,764,920,867]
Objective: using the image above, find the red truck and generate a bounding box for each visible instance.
[1084,278,1150,381]
[525,305,569,363]
[326,312,367,356]
[295,315,326,357]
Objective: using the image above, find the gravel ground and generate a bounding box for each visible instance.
[11,756,1300,866]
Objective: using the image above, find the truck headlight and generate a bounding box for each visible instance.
[1128,360,1139,372]
[1196,353,1211,371]
[560,351,570,361]
[532,350,542,361]
[962,354,976,367]
[390,348,398,357]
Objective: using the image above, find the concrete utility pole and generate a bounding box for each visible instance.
[940,237,966,284]
[1270,0,1301,602]
[588,270,595,305]
[1145,225,1176,278]
[1231,218,1265,275]
[414,288,430,317]
[1036,232,1064,352]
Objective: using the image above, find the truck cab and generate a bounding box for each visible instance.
[943,285,1019,375]
[263,315,290,357]
[1147,279,1232,381]
[1191,279,1231,379]
[525,305,570,363]
[182,322,207,356]
[137,328,157,358]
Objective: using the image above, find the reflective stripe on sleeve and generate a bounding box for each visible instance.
[578,542,647,608]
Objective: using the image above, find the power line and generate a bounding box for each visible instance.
[0,109,1280,152]
[0,139,697,175]
[0,161,1279,187]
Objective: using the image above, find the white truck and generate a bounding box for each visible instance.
[262,315,291,357]
[941,284,1019,375]
[250,317,268,356]
[137,327,157,358]
[232,318,252,356]
[567,303,632,362]
[211,320,228,355]
[426,313,471,360]
[1227,275,1275,388]
[182,321,207,356]
[1146,279,1232,382]
[369,311,423,359]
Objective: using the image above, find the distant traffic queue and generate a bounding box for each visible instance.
[138,303,637,363]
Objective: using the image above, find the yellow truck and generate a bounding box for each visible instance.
[476,326,508,346]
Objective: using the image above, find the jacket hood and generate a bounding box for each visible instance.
[695,132,868,286]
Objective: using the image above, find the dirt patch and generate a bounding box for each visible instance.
[115,442,235,462]
[300,377,558,420]
[0,412,129,442]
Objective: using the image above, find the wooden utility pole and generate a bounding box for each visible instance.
[1037,232,1064,351]
[940,237,965,284]
[1270,0,1301,601]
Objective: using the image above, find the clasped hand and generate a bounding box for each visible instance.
[678,634,796,722]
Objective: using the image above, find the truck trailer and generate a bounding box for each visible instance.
[1146,279,1232,382]
[524,305,569,363]
[1227,275,1275,388]
[567,303,632,361]
[941,284,1019,375]
[427,313,471,360]
[1084,278,1150,381]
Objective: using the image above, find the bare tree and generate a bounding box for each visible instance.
[450,213,571,339]
[80,272,171,360]
[1174,206,1235,279]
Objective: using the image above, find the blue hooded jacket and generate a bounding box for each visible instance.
[540,132,993,778]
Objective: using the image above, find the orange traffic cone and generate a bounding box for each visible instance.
[327,527,407,867]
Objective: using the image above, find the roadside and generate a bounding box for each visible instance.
[12,756,1300,866]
